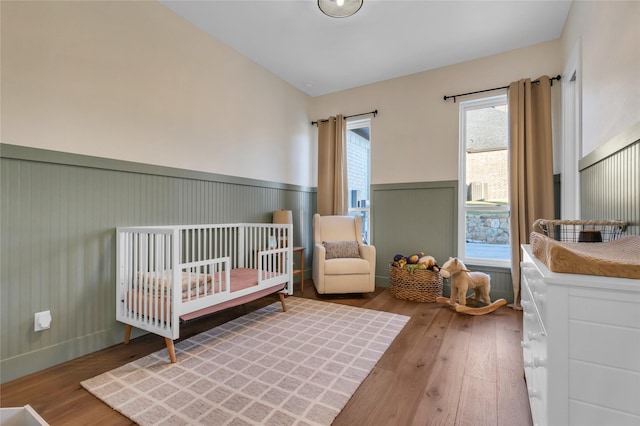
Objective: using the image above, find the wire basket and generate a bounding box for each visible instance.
[533,219,628,243]
[388,265,443,302]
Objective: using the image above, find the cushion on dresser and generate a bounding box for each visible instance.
[530,232,640,279]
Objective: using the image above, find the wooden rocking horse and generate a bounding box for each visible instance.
[435,257,506,315]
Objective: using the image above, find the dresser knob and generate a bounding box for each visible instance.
[528,387,541,399]
[533,356,546,367]
[528,331,541,341]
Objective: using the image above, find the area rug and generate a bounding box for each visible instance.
[82,297,410,426]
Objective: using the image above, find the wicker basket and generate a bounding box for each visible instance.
[388,265,443,303]
[533,219,628,243]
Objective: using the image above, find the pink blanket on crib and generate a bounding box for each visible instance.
[179,268,285,321]
[128,268,285,320]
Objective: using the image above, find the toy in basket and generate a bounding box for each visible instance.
[435,257,506,315]
[389,253,442,302]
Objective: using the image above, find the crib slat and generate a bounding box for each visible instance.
[116,223,293,355]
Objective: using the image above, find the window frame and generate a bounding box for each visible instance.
[458,93,510,267]
[346,117,372,244]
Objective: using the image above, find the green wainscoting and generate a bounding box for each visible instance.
[580,137,639,236]
[372,181,458,282]
[371,180,514,304]
[457,264,514,303]
[0,144,315,382]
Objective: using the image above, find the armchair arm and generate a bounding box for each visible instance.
[359,244,376,264]
[359,244,377,290]
[312,243,326,293]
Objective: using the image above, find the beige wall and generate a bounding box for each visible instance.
[6,1,635,189]
[310,40,562,184]
[561,1,640,156]
[1,1,314,187]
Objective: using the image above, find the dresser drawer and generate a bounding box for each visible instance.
[521,271,548,426]
[521,259,547,326]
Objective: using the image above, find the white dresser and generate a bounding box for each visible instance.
[521,245,640,426]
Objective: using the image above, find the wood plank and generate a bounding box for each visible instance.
[496,319,524,368]
[424,305,455,340]
[464,315,497,383]
[377,334,443,425]
[374,303,437,372]
[496,322,532,426]
[364,289,422,316]
[410,327,471,425]
[455,375,498,426]
[497,366,532,426]
[449,308,474,331]
[494,305,522,332]
[332,367,397,425]
[335,334,443,425]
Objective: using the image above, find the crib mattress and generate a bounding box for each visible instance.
[127,268,286,321]
[530,232,640,279]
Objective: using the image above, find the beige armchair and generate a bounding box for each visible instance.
[312,214,376,294]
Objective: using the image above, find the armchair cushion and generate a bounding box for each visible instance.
[323,240,360,259]
[324,258,371,275]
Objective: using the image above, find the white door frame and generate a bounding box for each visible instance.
[561,40,582,220]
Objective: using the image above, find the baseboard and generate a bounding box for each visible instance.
[0,327,132,384]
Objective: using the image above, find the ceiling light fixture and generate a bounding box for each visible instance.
[318,0,363,18]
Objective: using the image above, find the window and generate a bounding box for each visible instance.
[459,95,510,266]
[346,118,371,244]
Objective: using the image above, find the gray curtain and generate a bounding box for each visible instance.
[508,76,555,309]
[317,115,348,215]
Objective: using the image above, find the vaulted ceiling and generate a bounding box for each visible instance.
[160,1,572,97]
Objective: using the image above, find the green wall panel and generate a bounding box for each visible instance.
[459,264,514,303]
[581,140,639,236]
[371,181,458,285]
[371,181,515,305]
[0,146,315,382]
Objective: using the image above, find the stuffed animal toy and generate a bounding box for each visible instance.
[393,254,407,269]
[404,263,427,274]
[406,252,425,264]
[439,257,491,306]
[418,255,439,272]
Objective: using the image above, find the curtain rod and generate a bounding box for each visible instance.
[311,109,378,126]
[443,75,561,103]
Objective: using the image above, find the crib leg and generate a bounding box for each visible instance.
[279,293,287,312]
[165,338,177,363]
[124,325,132,344]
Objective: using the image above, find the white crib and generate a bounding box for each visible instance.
[116,223,293,362]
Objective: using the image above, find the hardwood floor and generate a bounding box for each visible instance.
[0,282,532,425]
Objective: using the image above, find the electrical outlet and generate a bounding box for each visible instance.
[34,310,52,332]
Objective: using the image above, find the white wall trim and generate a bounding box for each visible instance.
[560,40,582,220]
